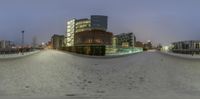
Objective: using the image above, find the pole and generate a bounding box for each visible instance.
[21,30,24,54]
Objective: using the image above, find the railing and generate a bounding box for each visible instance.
[0,49,40,59]
[0,48,35,55]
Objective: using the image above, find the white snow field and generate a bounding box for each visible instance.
[0,49,200,99]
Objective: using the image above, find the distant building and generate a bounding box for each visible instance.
[46,41,52,49]
[172,40,200,54]
[135,41,144,48]
[0,40,14,49]
[144,40,152,50]
[51,34,64,49]
[113,32,136,48]
[65,15,108,47]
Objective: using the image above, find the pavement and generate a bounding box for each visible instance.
[0,49,200,99]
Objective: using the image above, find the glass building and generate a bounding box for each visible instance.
[91,15,108,31]
[65,15,108,47]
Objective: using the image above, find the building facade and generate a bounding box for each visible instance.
[66,19,76,46]
[74,29,113,46]
[75,19,91,33]
[65,15,108,47]
[64,30,112,56]
[172,40,200,54]
[51,34,64,49]
[113,32,136,48]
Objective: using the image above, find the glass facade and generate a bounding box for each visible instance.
[91,15,108,31]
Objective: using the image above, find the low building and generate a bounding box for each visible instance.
[51,34,64,49]
[113,32,136,48]
[135,41,144,48]
[105,33,143,55]
[172,40,200,54]
[144,40,153,50]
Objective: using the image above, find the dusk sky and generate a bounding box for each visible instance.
[0,0,200,45]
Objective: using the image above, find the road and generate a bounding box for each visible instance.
[0,49,200,98]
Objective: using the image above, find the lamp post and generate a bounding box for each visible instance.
[21,30,24,54]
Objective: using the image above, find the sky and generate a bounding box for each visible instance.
[0,0,200,45]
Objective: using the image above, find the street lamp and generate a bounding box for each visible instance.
[21,30,24,54]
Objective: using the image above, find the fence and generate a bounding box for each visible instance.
[0,48,36,55]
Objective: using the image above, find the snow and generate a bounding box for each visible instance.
[0,49,200,99]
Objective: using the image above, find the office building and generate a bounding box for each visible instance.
[65,15,108,47]
[91,15,107,31]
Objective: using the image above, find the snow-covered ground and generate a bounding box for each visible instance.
[0,49,200,99]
